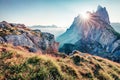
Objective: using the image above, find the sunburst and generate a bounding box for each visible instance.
[81,12,90,20]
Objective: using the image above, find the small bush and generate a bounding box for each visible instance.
[80,72,93,78]
[29,66,49,80]
[61,64,77,78]
[85,72,93,78]
[45,60,64,80]
[49,66,63,80]
[27,56,40,65]
[71,55,81,65]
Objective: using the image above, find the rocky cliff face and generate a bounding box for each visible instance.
[0,21,58,53]
[96,5,110,24]
[57,6,120,62]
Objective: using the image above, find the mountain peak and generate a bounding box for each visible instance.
[57,6,120,63]
[97,5,104,10]
[96,5,110,24]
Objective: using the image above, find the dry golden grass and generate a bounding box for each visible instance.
[0,44,120,80]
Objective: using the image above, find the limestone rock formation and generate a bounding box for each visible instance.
[0,21,58,53]
[57,5,120,62]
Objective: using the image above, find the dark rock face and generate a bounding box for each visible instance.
[57,6,120,62]
[59,44,75,55]
[0,21,59,53]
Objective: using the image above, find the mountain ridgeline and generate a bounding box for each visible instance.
[57,5,120,62]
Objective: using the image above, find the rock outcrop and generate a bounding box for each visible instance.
[57,5,120,62]
[0,21,58,53]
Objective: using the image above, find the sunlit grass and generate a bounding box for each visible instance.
[0,44,120,80]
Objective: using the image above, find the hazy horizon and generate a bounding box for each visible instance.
[0,0,120,27]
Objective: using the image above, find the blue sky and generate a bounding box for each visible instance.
[0,0,120,27]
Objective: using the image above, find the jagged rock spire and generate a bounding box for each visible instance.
[96,5,110,24]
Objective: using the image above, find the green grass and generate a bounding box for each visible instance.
[0,47,120,80]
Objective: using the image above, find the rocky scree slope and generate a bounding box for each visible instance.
[57,6,120,62]
[0,21,59,53]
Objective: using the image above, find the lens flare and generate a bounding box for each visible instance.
[81,12,90,20]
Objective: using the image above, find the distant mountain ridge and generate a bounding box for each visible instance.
[57,5,120,62]
[30,25,66,38]
[30,25,58,28]
[111,23,120,33]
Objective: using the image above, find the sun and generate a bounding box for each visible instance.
[81,12,90,20]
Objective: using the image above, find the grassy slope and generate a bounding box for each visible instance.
[0,44,120,80]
